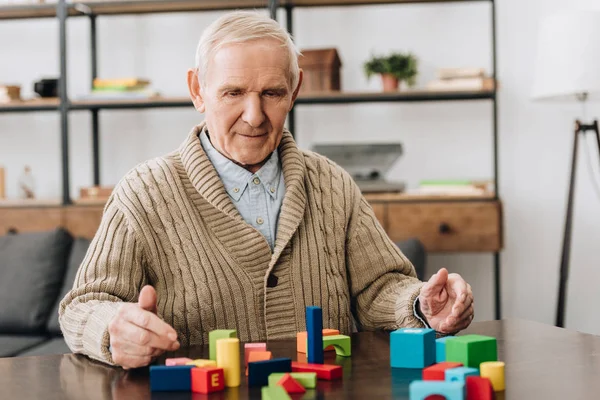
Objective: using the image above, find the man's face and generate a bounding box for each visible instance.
[188,39,302,172]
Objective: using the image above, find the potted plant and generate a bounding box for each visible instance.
[364,52,418,92]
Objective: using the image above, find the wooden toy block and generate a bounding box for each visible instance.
[209,329,237,361]
[277,373,306,394]
[479,361,505,391]
[248,358,292,387]
[436,336,457,363]
[165,357,193,366]
[186,359,217,368]
[291,361,343,380]
[306,306,324,364]
[446,335,497,369]
[262,385,292,400]
[149,365,194,392]
[245,342,267,366]
[423,362,463,381]
[445,367,480,383]
[321,334,351,357]
[390,328,436,369]
[216,337,240,387]
[268,372,317,389]
[297,329,340,353]
[466,376,494,400]
[246,351,273,376]
[191,366,225,394]
[408,380,465,400]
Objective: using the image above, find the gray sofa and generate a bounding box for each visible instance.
[0,228,425,358]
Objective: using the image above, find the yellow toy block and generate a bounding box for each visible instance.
[480,361,505,391]
[186,359,217,368]
[296,329,340,353]
[216,338,240,387]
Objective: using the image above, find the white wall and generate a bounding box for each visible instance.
[1,0,599,333]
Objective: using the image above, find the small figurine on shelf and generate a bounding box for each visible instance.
[18,166,35,199]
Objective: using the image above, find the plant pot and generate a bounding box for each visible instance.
[381,74,399,92]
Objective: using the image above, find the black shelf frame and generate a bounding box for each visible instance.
[1,0,501,319]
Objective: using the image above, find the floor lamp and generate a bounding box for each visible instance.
[531,10,600,328]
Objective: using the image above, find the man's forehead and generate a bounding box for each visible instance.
[213,67,290,88]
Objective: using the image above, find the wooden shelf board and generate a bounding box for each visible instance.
[0,98,60,112]
[364,192,496,202]
[69,96,192,110]
[296,89,495,104]
[0,198,62,208]
[285,0,489,7]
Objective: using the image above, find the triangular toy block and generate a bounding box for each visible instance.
[268,372,317,389]
[248,358,292,387]
[446,335,497,368]
[191,367,225,394]
[291,361,342,380]
[150,365,194,392]
[208,329,237,361]
[390,328,436,368]
[466,376,495,400]
[423,362,463,381]
[321,334,351,357]
[262,385,292,400]
[277,374,306,394]
[297,329,340,353]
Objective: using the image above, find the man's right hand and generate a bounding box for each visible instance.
[108,285,180,369]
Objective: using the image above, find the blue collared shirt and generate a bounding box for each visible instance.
[199,130,285,251]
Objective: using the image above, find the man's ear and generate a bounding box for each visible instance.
[187,68,206,113]
[289,69,304,111]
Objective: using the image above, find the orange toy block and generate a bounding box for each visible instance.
[245,342,267,366]
[277,373,306,394]
[191,367,225,394]
[297,329,340,353]
[245,351,272,376]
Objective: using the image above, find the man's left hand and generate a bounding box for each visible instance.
[418,268,474,334]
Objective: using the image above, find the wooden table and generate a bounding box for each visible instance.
[1,319,599,399]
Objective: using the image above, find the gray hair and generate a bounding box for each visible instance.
[194,10,301,90]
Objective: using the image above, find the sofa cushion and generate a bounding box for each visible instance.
[17,338,71,357]
[0,228,73,333]
[47,238,91,334]
[0,335,48,357]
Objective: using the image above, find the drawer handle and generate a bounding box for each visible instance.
[438,223,452,234]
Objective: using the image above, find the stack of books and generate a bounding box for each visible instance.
[0,85,21,103]
[426,68,496,92]
[77,78,159,101]
[409,179,494,196]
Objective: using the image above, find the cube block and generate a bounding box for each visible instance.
[466,376,495,400]
[446,335,497,369]
[436,336,456,363]
[191,367,225,394]
[244,342,267,366]
[408,380,465,400]
[149,365,194,392]
[390,328,436,369]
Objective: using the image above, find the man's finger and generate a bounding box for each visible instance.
[421,268,449,296]
[112,339,167,357]
[449,274,468,300]
[138,285,158,314]
[116,320,180,350]
[451,293,474,318]
[124,307,178,341]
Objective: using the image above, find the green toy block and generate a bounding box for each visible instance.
[322,334,351,357]
[262,385,291,400]
[268,372,317,389]
[208,329,237,361]
[445,335,497,369]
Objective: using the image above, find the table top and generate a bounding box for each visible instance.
[1,319,599,399]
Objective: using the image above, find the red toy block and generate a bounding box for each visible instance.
[191,367,225,394]
[423,362,463,381]
[277,373,306,394]
[291,362,342,380]
[466,376,495,400]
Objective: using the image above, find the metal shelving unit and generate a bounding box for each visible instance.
[0,0,500,318]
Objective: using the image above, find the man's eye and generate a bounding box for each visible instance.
[264,91,283,98]
[226,91,242,97]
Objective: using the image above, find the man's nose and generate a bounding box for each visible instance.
[241,92,266,128]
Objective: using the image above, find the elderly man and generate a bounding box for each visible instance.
[59,11,474,369]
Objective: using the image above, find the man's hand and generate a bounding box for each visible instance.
[418,268,474,334]
[108,285,180,369]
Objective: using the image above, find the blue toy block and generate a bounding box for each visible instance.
[248,358,292,387]
[306,306,324,364]
[445,367,480,383]
[436,336,456,363]
[390,328,436,369]
[409,380,465,400]
[150,365,194,391]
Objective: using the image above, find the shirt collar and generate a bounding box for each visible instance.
[199,129,282,202]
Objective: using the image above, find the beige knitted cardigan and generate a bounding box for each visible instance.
[59,122,425,365]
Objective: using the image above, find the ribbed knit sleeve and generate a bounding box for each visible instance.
[58,194,147,365]
[346,193,426,332]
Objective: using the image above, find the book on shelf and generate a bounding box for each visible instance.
[76,77,159,101]
[437,67,486,80]
[426,77,496,92]
[407,179,494,196]
[93,78,151,89]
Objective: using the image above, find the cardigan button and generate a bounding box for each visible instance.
[267,274,278,288]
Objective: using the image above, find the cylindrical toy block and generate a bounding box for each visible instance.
[480,361,505,391]
[216,338,241,387]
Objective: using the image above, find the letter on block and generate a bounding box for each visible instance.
[297,329,340,353]
[208,329,237,361]
[149,365,194,392]
[165,357,193,366]
[390,328,436,369]
[436,337,456,363]
[186,359,217,368]
[216,338,240,387]
[277,373,306,394]
[191,367,225,394]
[423,362,463,381]
[480,361,505,391]
[408,380,465,400]
[262,385,292,400]
[248,358,292,387]
[322,334,351,357]
[445,335,497,369]
[445,367,479,383]
[306,306,324,364]
[466,376,494,400]
[268,372,317,389]
[245,342,267,366]
[291,361,342,380]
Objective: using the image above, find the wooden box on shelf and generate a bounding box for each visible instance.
[298,48,342,94]
[77,185,114,204]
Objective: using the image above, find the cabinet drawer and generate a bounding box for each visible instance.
[384,201,502,252]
